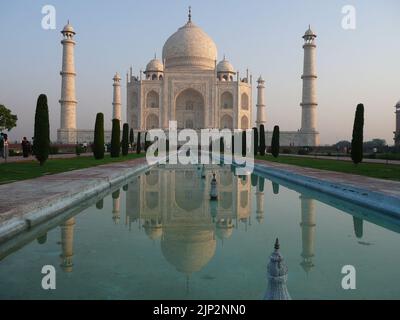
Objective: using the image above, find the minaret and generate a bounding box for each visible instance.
[112,73,122,122]
[256,76,266,128]
[58,21,77,144]
[112,189,121,224]
[255,183,265,223]
[60,217,75,273]
[264,239,291,300]
[300,26,319,146]
[299,195,316,273]
[394,101,400,147]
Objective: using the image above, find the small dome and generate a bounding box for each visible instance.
[217,58,235,74]
[145,58,164,73]
[144,225,163,240]
[216,226,233,240]
[62,22,75,34]
[303,25,316,38]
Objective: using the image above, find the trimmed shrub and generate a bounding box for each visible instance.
[93,113,105,159]
[242,130,247,157]
[122,123,129,156]
[33,94,50,166]
[253,127,259,156]
[351,104,364,164]
[136,132,141,154]
[259,125,266,156]
[110,119,120,158]
[271,125,280,158]
[129,128,134,148]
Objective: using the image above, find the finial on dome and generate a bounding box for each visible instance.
[188,6,192,22]
[274,238,280,250]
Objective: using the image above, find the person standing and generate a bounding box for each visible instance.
[0,133,4,159]
[3,133,8,161]
[21,137,30,158]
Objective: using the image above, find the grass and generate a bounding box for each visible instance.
[256,155,400,181]
[0,153,145,184]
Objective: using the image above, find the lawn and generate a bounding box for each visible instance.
[256,155,400,181]
[0,153,145,184]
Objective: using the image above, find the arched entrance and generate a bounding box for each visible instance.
[175,88,205,129]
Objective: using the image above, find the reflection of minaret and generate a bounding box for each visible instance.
[60,218,75,273]
[264,239,291,300]
[112,189,121,224]
[255,183,265,223]
[353,217,363,239]
[299,195,316,273]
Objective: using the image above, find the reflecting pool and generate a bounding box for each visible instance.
[1,164,400,299]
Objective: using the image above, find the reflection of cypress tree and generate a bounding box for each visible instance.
[122,184,129,192]
[353,216,363,239]
[272,182,280,195]
[112,189,120,200]
[258,176,265,192]
[251,174,258,187]
[37,233,47,245]
[96,199,104,210]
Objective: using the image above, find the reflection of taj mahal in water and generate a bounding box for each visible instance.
[56,166,324,279]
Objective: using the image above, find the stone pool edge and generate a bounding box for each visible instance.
[0,158,154,243]
[253,161,400,218]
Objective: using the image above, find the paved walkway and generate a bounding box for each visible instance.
[0,157,149,242]
[280,153,400,165]
[255,159,400,199]
[0,153,92,164]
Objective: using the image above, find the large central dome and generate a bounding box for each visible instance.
[162,19,218,70]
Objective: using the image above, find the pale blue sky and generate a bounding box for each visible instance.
[0,0,399,144]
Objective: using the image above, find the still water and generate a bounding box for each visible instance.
[0,164,400,300]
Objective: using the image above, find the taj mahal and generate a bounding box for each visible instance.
[57,8,319,146]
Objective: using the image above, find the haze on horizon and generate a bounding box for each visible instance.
[0,0,399,145]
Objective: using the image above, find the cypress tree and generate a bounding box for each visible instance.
[271,125,280,158]
[231,134,235,155]
[129,128,134,149]
[110,119,120,158]
[253,127,259,156]
[242,130,247,157]
[144,131,151,152]
[136,132,141,154]
[220,137,224,154]
[93,113,105,159]
[121,123,129,156]
[351,104,364,164]
[259,124,266,156]
[33,94,50,166]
